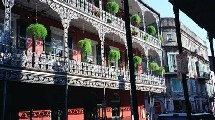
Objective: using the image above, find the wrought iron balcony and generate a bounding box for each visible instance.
[0,43,165,92]
[56,0,161,48]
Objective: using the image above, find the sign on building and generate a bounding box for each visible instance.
[177,52,189,79]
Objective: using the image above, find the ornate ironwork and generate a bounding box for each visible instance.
[0,43,165,93]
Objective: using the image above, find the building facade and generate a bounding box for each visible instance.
[207,57,215,116]
[0,0,165,120]
[159,18,210,114]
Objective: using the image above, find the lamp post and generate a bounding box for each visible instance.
[173,5,192,120]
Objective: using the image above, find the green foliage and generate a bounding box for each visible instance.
[131,28,138,36]
[130,14,141,26]
[148,62,159,71]
[133,56,142,69]
[95,10,102,17]
[158,35,163,42]
[144,34,148,41]
[27,23,47,40]
[78,38,92,57]
[156,66,165,75]
[147,25,156,36]
[106,1,119,15]
[108,50,121,61]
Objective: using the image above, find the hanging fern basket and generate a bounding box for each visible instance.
[78,38,92,58]
[106,1,119,15]
[156,66,165,76]
[26,23,47,40]
[133,56,142,69]
[108,50,121,61]
[130,14,141,26]
[148,62,159,71]
[147,25,156,36]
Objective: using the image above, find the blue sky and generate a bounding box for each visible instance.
[142,0,211,55]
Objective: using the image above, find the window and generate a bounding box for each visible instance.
[171,78,182,92]
[50,26,63,56]
[167,52,178,72]
[109,46,119,69]
[189,58,197,78]
[173,100,185,112]
[200,84,206,95]
[167,33,172,41]
[190,79,196,93]
[1,13,18,46]
[154,102,161,114]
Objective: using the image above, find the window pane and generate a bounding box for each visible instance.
[172,78,181,92]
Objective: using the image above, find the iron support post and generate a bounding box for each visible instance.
[124,0,139,119]
[173,5,192,120]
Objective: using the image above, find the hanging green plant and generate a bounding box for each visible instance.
[27,23,47,40]
[156,66,165,75]
[108,50,121,61]
[147,25,156,36]
[78,38,92,57]
[133,56,142,69]
[106,1,119,15]
[130,14,141,26]
[148,62,159,71]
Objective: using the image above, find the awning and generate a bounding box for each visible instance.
[169,0,215,37]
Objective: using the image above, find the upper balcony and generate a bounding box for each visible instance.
[0,0,165,93]
[0,43,165,93]
[14,0,162,49]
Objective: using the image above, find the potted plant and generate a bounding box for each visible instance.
[147,25,156,36]
[148,61,159,71]
[133,56,142,70]
[156,66,165,76]
[78,38,92,62]
[131,28,138,36]
[143,34,148,41]
[130,14,141,26]
[106,1,119,23]
[94,10,102,17]
[26,23,47,56]
[108,50,120,66]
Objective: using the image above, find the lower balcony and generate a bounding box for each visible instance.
[0,43,165,93]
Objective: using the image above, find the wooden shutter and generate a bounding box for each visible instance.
[17,19,28,49]
[96,44,101,65]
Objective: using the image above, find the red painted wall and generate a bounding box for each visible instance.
[18,87,146,120]
[15,7,143,73]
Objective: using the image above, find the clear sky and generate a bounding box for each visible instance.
[142,0,211,55]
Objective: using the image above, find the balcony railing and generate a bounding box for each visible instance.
[57,0,161,47]
[0,43,165,87]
